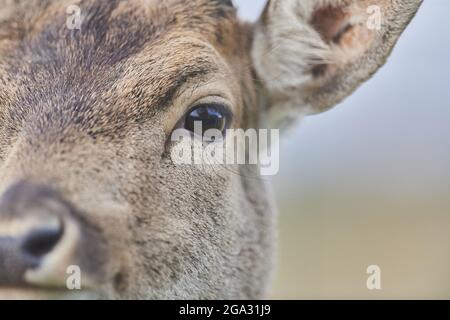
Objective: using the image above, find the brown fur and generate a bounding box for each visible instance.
[0,0,421,299]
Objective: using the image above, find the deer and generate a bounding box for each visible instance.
[0,0,422,299]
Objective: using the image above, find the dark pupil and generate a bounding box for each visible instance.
[185,105,227,135]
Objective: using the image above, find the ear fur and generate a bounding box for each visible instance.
[252,0,423,128]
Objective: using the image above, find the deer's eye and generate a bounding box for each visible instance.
[184,103,230,136]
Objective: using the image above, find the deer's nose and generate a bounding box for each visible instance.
[0,182,80,288]
[21,222,63,261]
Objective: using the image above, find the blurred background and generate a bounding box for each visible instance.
[235,0,450,299]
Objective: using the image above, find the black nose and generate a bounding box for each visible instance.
[21,223,63,260]
[0,182,69,286]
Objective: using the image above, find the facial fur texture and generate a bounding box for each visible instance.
[0,0,422,299]
[0,0,273,299]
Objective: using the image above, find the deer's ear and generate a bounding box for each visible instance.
[251,0,423,128]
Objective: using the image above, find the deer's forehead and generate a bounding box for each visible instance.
[0,0,241,95]
[0,0,243,138]
[0,0,238,54]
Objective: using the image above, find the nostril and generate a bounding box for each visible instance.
[21,224,64,259]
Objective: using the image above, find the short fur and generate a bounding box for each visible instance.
[0,0,422,299]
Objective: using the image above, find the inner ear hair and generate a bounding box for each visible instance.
[252,0,422,126]
[312,5,351,45]
[309,1,379,79]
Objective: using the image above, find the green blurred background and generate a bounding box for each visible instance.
[235,0,450,299]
